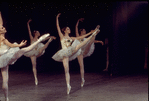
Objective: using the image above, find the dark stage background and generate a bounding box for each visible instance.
[0,1,148,75]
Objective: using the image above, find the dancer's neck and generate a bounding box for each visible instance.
[34,36,39,40]
[64,33,69,37]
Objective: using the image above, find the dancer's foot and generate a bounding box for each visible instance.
[67,85,71,94]
[38,33,50,42]
[5,98,9,101]
[95,25,100,30]
[96,29,100,34]
[35,79,38,85]
[81,79,85,87]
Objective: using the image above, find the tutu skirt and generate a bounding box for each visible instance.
[0,43,20,68]
[52,40,81,62]
[24,43,45,57]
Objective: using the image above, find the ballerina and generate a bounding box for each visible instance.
[24,19,56,85]
[103,38,109,72]
[0,12,50,101]
[52,13,100,94]
[75,18,104,87]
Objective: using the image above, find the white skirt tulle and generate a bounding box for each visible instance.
[80,38,95,58]
[52,40,81,62]
[0,43,20,68]
[24,43,45,57]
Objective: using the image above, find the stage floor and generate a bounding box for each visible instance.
[0,70,148,101]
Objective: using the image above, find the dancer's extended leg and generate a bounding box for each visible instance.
[1,66,9,101]
[77,55,85,87]
[30,56,38,85]
[21,34,50,54]
[62,57,71,94]
[11,34,50,61]
[75,29,100,53]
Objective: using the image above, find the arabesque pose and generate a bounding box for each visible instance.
[75,18,104,87]
[52,13,100,94]
[24,19,56,85]
[0,12,49,101]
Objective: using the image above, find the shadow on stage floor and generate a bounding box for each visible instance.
[0,70,148,101]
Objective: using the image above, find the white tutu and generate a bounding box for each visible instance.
[24,43,45,57]
[80,38,95,58]
[0,43,20,68]
[52,39,81,62]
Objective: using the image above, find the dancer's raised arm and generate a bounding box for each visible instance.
[56,13,63,40]
[27,19,33,41]
[0,12,3,25]
[75,18,84,37]
[71,30,95,40]
[94,40,104,45]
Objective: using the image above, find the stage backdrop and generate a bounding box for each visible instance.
[0,1,148,75]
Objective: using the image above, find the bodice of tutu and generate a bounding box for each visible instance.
[0,42,10,51]
[61,38,73,49]
[79,38,84,42]
[52,38,81,62]
[0,42,20,68]
[31,40,39,50]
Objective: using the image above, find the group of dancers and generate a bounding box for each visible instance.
[0,12,103,101]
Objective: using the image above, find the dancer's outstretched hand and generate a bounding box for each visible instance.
[51,36,56,40]
[101,41,104,45]
[19,40,27,47]
[96,41,104,45]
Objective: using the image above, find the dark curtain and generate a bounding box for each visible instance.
[109,1,148,75]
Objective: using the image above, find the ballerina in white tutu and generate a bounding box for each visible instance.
[75,18,104,87]
[0,12,50,101]
[52,13,100,94]
[24,19,56,85]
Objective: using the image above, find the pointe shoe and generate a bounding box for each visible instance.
[92,29,100,37]
[91,25,100,37]
[81,79,85,87]
[95,25,100,30]
[35,80,38,86]
[5,98,9,101]
[96,29,100,34]
[38,33,50,42]
[67,85,71,94]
